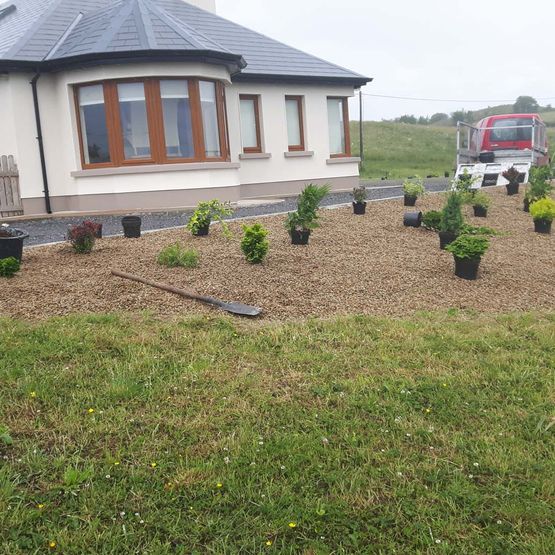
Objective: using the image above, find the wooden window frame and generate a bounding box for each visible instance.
[328,96,351,158]
[239,94,263,154]
[285,95,305,152]
[74,77,229,170]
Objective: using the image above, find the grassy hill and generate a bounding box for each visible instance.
[351,122,555,180]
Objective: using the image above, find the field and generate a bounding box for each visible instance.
[1,311,554,554]
[351,122,555,180]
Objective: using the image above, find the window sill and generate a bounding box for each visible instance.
[239,152,272,160]
[71,162,240,178]
[284,151,314,158]
[326,157,361,165]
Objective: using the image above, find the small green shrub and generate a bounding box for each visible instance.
[526,167,553,203]
[472,191,491,209]
[241,223,269,264]
[68,223,95,254]
[446,234,490,260]
[461,224,499,237]
[403,176,425,198]
[530,197,555,223]
[158,244,199,268]
[422,210,442,231]
[0,257,20,278]
[440,193,464,235]
[353,186,367,203]
[187,200,233,237]
[452,169,478,194]
[285,184,330,234]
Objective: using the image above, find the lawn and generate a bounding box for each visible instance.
[350,122,555,180]
[1,311,554,554]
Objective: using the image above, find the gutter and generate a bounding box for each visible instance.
[30,72,52,214]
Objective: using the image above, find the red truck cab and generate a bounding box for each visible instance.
[474,113,550,166]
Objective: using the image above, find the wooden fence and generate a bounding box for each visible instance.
[0,155,23,217]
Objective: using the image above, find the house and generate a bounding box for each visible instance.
[0,0,371,215]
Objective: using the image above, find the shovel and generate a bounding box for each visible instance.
[111,270,262,318]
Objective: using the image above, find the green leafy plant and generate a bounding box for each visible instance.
[186,200,233,237]
[0,424,13,445]
[472,191,491,209]
[530,197,555,223]
[241,223,269,264]
[460,224,499,236]
[526,166,553,203]
[452,169,478,194]
[446,234,490,260]
[353,186,367,203]
[402,176,425,198]
[502,166,521,185]
[440,193,464,235]
[157,244,199,268]
[0,257,20,278]
[285,184,330,234]
[68,223,95,254]
[422,210,442,231]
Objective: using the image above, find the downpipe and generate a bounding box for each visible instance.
[30,72,52,214]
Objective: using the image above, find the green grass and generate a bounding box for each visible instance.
[1,312,554,554]
[351,122,555,180]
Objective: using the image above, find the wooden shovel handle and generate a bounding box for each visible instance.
[111,270,223,307]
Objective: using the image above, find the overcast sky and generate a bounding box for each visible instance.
[217,0,555,121]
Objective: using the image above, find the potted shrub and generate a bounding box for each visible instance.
[68,222,96,254]
[186,200,233,237]
[439,193,464,249]
[446,234,490,280]
[422,210,442,231]
[403,177,425,206]
[524,166,553,212]
[529,197,555,234]
[0,224,29,263]
[241,223,269,263]
[122,216,142,238]
[502,166,521,196]
[352,186,367,215]
[285,184,330,245]
[472,191,490,217]
[0,256,20,278]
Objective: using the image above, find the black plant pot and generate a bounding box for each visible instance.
[454,257,481,280]
[94,224,103,239]
[403,211,422,228]
[444,171,450,178]
[291,229,310,245]
[122,216,141,238]
[506,182,519,196]
[0,228,29,262]
[439,231,458,250]
[473,205,488,218]
[192,223,210,237]
[523,198,530,212]
[404,195,417,207]
[353,201,366,215]
[534,219,552,234]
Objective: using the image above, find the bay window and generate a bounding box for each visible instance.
[285,95,305,151]
[239,94,262,153]
[75,78,228,169]
[327,97,351,157]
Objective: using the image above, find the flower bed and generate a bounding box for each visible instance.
[1,189,553,321]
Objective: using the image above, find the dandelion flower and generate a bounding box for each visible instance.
[217,483,223,488]
[288,522,297,528]
[37,503,45,509]
[425,408,431,414]
[87,408,95,414]
[48,541,56,549]
[442,383,447,387]
[150,462,157,468]
[30,391,37,398]
[266,540,272,546]
[114,461,120,466]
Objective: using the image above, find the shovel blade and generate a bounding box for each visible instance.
[221,302,263,317]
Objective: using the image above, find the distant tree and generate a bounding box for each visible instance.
[417,116,429,125]
[430,112,448,124]
[513,96,539,114]
[451,110,473,125]
[397,115,417,124]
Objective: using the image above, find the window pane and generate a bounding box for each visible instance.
[327,98,346,155]
[118,82,151,160]
[240,98,259,150]
[286,98,301,146]
[160,80,194,159]
[78,85,110,164]
[199,81,221,158]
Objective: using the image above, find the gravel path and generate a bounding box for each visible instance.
[6,178,449,246]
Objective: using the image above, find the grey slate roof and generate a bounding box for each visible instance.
[0,0,370,86]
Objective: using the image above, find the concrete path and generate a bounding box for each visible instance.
[6,178,449,247]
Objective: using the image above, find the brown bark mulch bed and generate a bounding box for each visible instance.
[1,189,553,321]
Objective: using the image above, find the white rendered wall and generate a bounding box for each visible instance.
[8,62,358,210]
[0,75,19,157]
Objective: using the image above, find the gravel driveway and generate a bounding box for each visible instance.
[6,178,449,247]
